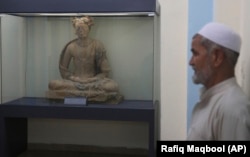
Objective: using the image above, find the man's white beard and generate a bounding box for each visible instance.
[192,64,213,85]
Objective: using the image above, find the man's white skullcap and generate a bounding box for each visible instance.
[198,22,241,53]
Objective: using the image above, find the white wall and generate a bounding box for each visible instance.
[240,0,250,97]
[158,0,188,140]
[214,0,250,99]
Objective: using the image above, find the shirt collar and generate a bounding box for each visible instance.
[200,77,237,100]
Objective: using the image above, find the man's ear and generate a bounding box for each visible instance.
[211,48,225,67]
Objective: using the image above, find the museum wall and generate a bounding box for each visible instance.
[239,0,250,97]
[214,0,250,100]
[159,0,188,140]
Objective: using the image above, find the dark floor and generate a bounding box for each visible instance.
[19,150,147,157]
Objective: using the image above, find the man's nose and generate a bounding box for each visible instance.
[189,57,194,66]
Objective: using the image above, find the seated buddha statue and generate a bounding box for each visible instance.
[47,16,123,104]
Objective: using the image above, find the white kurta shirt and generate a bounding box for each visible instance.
[187,77,250,140]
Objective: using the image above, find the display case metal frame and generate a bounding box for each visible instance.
[0,0,160,15]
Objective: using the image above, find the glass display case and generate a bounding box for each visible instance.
[0,0,160,104]
[0,0,160,157]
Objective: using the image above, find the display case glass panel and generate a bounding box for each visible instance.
[0,13,159,103]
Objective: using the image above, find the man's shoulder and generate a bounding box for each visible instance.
[218,86,250,117]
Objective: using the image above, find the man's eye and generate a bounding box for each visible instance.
[192,50,199,56]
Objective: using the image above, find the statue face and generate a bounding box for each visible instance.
[74,22,90,38]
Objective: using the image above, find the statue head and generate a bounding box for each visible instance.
[71,16,94,38]
[72,16,94,29]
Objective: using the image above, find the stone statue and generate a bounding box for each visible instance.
[47,16,123,104]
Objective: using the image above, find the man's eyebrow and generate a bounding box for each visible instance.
[190,48,198,54]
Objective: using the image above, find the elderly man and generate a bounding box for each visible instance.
[187,22,250,140]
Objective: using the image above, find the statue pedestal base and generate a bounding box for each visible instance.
[46,90,123,104]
